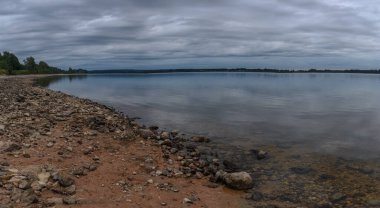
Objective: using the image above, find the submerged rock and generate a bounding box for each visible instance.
[290,166,313,175]
[250,149,268,160]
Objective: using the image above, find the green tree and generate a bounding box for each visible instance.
[24,56,37,72]
[38,61,49,71]
[1,51,22,74]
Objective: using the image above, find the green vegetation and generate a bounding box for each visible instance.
[0,51,87,75]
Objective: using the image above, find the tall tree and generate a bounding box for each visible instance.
[24,56,37,72]
[38,61,49,70]
[2,51,22,74]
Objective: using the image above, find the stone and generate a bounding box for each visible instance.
[63,196,77,205]
[368,199,380,207]
[0,124,5,131]
[31,181,43,191]
[220,171,253,190]
[3,143,21,152]
[88,163,97,171]
[46,142,54,148]
[139,129,155,139]
[247,192,264,201]
[191,136,210,143]
[223,160,240,172]
[359,167,374,175]
[38,171,51,186]
[183,198,193,204]
[329,193,346,203]
[170,148,178,154]
[160,131,170,140]
[54,172,74,187]
[46,197,63,205]
[250,149,268,160]
[52,184,76,195]
[18,180,30,190]
[149,125,159,131]
[72,167,85,176]
[204,182,219,188]
[290,166,313,175]
[22,153,31,158]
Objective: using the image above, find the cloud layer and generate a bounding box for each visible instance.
[1,0,379,69]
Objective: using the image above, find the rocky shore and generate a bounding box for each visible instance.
[0,77,251,208]
[1,76,380,208]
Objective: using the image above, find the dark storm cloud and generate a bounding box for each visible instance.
[1,0,379,69]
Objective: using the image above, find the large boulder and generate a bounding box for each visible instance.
[216,171,253,190]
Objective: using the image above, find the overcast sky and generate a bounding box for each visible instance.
[1,0,380,70]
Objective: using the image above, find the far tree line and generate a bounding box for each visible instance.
[0,51,87,75]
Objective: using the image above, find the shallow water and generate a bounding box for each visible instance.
[39,73,380,160]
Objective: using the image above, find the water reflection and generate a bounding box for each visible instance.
[40,73,380,159]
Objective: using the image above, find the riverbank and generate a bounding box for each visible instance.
[1,76,380,208]
[0,76,250,208]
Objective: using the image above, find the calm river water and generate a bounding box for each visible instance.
[40,73,380,160]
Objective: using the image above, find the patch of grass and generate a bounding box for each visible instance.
[11,70,33,75]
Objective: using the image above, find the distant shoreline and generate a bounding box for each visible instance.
[88,68,380,75]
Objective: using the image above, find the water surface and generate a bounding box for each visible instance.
[40,73,380,160]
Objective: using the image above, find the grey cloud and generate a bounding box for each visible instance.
[0,0,380,69]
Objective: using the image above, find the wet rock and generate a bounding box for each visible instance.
[222,159,240,172]
[139,129,155,139]
[319,174,336,180]
[246,192,264,201]
[250,149,268,160]
[171,130,179,137]
[290,166,313,175]
[159,139,172,146]
[329,193,346,203]
[191,136,210,143]
[149,125,159,131]
[358,167,374,175]
[170,148,178,154]
[367,199,380,207]
[216,170,253,190]
[160,131,170,140]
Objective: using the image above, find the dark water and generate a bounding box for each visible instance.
[39,73,380,160]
